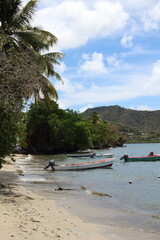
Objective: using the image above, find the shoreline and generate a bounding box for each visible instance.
[0,157,110,240]
[1,155,160,240]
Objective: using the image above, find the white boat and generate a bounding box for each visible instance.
[45,159,114,171]
[95,153,114,158]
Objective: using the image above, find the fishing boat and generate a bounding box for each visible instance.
[120,153,160,162]
[44,158,114,171]
[67,153,94,158]
[95,153,114,158]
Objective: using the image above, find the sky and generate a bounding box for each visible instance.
[24,0,160,112]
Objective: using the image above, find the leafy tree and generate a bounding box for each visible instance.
[26,100,125,154]
[89,112,100,124]
[0,0,63,167]
[74,121,93,149]
[26,100,93,153]
[0,51,51,104]
[0,0,63,100]
[0,105,19,168]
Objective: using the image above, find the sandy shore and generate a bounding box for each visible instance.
[0,157,110,240]
[1,156,160,240]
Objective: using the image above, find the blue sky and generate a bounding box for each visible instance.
[25,0,160,112]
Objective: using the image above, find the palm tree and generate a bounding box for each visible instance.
[0,0,63,101]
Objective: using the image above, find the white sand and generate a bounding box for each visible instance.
[0,159,109,240]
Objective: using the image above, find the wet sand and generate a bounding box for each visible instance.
[0,157,109,240]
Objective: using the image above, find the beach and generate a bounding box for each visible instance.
[0,157,110,240]
[1,153,160,240]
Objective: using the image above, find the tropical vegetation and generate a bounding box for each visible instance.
[0,0,63,167]
[0,0,63,101]
[0,1,129,168]
[84,105,160,143]
[25,100,124,154]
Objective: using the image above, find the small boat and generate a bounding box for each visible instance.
[67,153,94,158]
[44,159,114,171]
[120,153,160,162]
[95,153,114,158]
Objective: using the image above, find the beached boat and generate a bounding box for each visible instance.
[120,153,160,162]
[44,158,114,171]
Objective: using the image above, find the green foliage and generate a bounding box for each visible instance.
[0,0,63,167]
[74,121,93,149]
[0,103,22,168]
[84,105,160,132]
[84,105,160,143]
[26,100,124,153]
[26,100,91,153]
[0,0,63,101]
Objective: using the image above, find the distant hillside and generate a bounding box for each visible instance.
[84,105,160,132]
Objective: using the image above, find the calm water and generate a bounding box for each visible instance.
[16,143,160,237]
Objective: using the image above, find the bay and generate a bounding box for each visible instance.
[16,143,160,239]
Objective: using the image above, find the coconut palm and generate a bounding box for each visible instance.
[0,0,63,101]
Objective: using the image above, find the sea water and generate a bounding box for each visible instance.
[16,143,160,238]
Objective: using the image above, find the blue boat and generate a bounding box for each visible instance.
[67,153,94,158]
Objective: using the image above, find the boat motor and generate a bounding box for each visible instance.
[120,154,128,161]
[44,160,56,169]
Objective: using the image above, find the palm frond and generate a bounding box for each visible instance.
[40,57,62,80]
[13,0,37,27]
[19,42,63,81]
[15,27,58,51]
[0,32,20,52]
[15,30,50,51]
[43,52,64,64]
[51,71,63,82]
[0,0,21,29]
[42,78,58,101]
[0,0,63,104]
[29,27,58,47]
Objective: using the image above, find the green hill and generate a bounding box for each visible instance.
[84,105,160,132]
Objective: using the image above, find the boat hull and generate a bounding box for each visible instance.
[67,153,94,158]
[96,153,114,158]
[125,154,160,162]
[52,159,114,171]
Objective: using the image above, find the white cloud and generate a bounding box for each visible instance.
[107,55,122,67]
[55,62,67,74]
[109,0,158,14]
[79,52,108,75]
[106,54,132,72]
[142,2,160,31]
[57,99,68,110]
[121,35,133,48]
[129,105,156,111]
[144,60,160,95]
[24,0,160,51]
[56,61,160,109]
[55,77,84,94]
[33,0,129,50]
[79,104,94,113]
[56,77,145,109]
[137,105,155,111]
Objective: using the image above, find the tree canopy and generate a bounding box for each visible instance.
[0,0,64,167]
[25,100,124,154]
[0,0,63,101]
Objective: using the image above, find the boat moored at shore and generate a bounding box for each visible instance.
[44,158,114,171]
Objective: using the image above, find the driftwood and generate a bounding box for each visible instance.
[54,185,112,197]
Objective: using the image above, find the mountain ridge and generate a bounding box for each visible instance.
[83,105,160,132]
